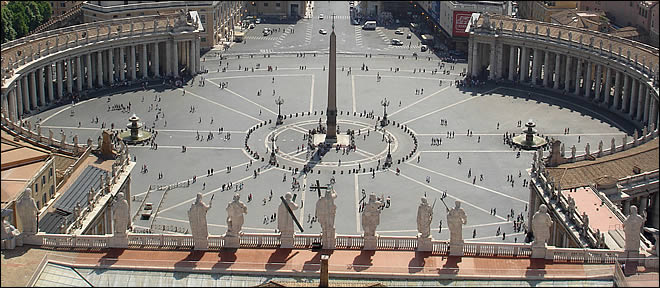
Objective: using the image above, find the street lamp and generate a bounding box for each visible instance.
[384,133,393,168]
[275,96,284,125]
[380,98,390,127]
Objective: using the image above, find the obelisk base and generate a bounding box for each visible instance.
[312,134,350,148]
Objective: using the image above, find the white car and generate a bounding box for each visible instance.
[319,13,324,20]
[249,23,255,29]
[319,29,327,35]
[395,30,404,35]
[391,39,403,46]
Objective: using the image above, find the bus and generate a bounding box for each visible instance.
[421,34,434,45]
[234,30,245,42]
[362,21,376,30]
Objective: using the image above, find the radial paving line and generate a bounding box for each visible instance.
[204,80,277,115]
[309,74,315,113]
[129,145,243,150]
[419,150,535,153]
[156,167,275,214]
[39,98,96,124]
[207,74,310,81]
[402,87,501,124]
[406,162,528,203]
[179,88,263,122]
[299,174,307,221]
[389,86,451,117]
[351,74,356,113]
[395,169,507,221]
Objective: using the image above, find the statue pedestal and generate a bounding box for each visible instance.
[623,250,640,275]
[1,238,16,250]
[531,245,547,259]
[193,238,208,250]
[280,234,294,249]
[109,234,128,248]
[449,242,464,256]
[224,234,240,248]
[321,229,336,249]
[417,236,432,252]
[363,235,378,250]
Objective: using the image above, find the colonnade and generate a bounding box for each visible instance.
[2,37,201,122]
[467,33,659,130]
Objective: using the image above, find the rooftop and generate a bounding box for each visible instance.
[563,186,622,233]
[546,138,659,189]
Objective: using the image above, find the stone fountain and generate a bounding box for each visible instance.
[119,114,152,144]
[512,119,547,150]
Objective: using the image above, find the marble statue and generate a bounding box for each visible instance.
[416,197,433,238]
[532,204,553,247]
[561,143,565,157]
[447,201,467,244]
[1,209,21,250]
[188,193,212,243]
[226,193,247,237]
[623,206,644,252]
[16,189,38,235]
[585,142,590,156]
[112,192,129,235]
[277,192,299,236]
[581,212,590,235]
[316,187,338,234]
[571,145,576,158]
[611,137,616,153]
[361,193,382,237]
[598,140,603,155]
[568,195,576,213]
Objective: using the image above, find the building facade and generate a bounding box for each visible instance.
[82,1,243,49]
[50,1,83,17]
[245,1,307,20]
[578,1,658,46]
[518,1,577,23]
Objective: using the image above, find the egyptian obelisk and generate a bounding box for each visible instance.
[326,15,337,140]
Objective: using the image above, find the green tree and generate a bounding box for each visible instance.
[1,7,17,43]
[1,1,53,43]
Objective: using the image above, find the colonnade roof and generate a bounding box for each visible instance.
[474,14,659,77]
[546,138,659,189]
[1,14,180,84]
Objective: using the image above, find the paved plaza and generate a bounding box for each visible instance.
[26,1,635,244]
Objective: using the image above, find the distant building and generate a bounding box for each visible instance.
[49,1,83,17]
[245,1,307,20]
[550,10,610,32]
[82,1,243,49]
[578,1,658,46]
[518,1,577,22]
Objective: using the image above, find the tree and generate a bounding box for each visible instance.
[1,1,53,43]
[1,8,17,43]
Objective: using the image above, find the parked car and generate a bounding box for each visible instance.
[249,23,255,29]
[391,39,403,46]
[319,13,324,20]
[263,28,272,36]
[319,29,327,35]
[407,33,412,39]
[395,30,404,35]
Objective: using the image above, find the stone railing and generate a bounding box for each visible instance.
[476,14,659,83]
[558,126,657,164]
[20,231,628,265]
[0,113,86,155]
[617,170,660,195]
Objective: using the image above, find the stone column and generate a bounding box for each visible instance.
[37,67,45,106]
[642,86,650,124]
[604,67,612,106]
[467,38,474,76]
[56,60,64,98]
[76,56,83,92]
[108,48,114,85]
[141,44,148,79]
[629,79,638,118]
[29,71,37,110]
[471,41,479,77]
[651,98,658,128]
[508,45,516,81]
[614,71,622,110]
[520,47,529,82]
[574,58,582,96]
[195,37,201,74]
[543,50,550,87]
[22,77,29,113]
[2,90,10,120]
[119,46,125,81]
[172,40,179,77]
[584,61,592,99]
[85,54,92,88]
[130,45,137,80]
[66,58,73,94]
[636,83,645,121]
[622,75,631,113]
[166,41,172,76]
[489,42,497,80]
[8,89,17,121]
[553,52,560,89]
[594,64,602,102]
[97,51,104,87]
[153,42,160,77]
[531,48,539,84]
[46,64,54,103]
[564,56,571,93]
[16,78,24,117]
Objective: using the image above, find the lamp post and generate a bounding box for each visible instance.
[269,134,277,165]
[275,96,284,125]
[380,98,390,126]
[384,133,393,168]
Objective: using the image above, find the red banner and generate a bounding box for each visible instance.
[453,11,473,37]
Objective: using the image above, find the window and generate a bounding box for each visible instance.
[264,2,268,7]
[126,13,131,17]
[42,175,46,185]
[35,183,38,193]
[201,15,206,23]
[276,2,281,7]
[201,37,206,42]
[140,12,144,16]
[50,186,54,197]
[113,15,118,18]
[60,2,66,7]
[49,168,53,178]
[42,194,47,206]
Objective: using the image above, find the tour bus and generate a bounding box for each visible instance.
[421,34,434,45]
[234,30,245,42]
[362,21,377,30]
